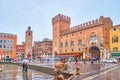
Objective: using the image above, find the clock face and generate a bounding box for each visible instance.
[28,39,31,42]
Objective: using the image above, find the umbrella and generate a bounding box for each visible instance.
[21,60,29,63]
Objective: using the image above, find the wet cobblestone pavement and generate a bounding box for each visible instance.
[0,62,120,80]
[86,65,120,80]
[66,62,117,74]
[0,64,54,80]
[70,62,120,80]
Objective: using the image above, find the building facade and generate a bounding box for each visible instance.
[52,14,113,60]
[16,42,25,61]
[25,26,33,60]
[110,25,120,57]
[33,38,52,58]
[0,33,17,61]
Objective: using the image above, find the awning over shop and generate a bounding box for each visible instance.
[111,52,120,56]
[57,52,82,57]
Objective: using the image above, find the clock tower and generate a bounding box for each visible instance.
[25,26,33,60]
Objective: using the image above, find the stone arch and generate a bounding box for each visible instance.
[89,46,100,60]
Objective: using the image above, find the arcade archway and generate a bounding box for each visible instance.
[89,46,100,60]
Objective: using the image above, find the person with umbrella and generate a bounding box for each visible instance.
[22,62,28,72]
[22,62,26,72]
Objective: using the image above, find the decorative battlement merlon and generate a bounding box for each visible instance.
[60,16,106,35]
[52,14,71,24]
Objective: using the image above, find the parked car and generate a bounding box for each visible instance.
[103,58,118,63]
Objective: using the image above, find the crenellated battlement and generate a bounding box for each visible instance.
[52,14,71,25]
[60,16,105,35]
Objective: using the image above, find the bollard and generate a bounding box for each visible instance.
[0,68,2,72]
[76,68,80,75]
[57,74,64,80]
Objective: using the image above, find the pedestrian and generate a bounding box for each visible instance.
[83,59,86,64]
[91,59,94,65]
[75,57,78,64]
[47,58,49,63]
[22,62,26,72]
[68,58,71,63]
[24,63,28,72]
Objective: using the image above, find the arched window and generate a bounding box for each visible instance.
[112,35,118,43]
[29,32,31,36]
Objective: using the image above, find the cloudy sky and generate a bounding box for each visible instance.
[0,0,119,44]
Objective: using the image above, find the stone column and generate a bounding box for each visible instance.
[107,49,110,59]
[100,47,104,63]
[104,48,108,60]
[82,44,87,61]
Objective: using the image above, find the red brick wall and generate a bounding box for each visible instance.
[52,14,113,59]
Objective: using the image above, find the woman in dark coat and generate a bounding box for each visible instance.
[22,62,28,72]
[24,63,28,72]
[22,62,25,72]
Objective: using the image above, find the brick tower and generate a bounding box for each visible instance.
[52,14,71,56]
[25,26,33,60]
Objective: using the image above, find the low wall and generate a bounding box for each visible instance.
[0,62,73,79]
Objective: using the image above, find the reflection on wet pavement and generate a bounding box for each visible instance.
[90,65,120,80]
[71,63,120,80]
[0,64,54,80]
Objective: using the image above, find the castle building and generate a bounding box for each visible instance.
[25,26,33,60]
[33,38,52,59]
[110,25,120,57]
[0,33,17,60]
[52,14,113,60]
